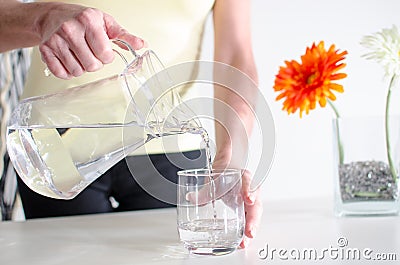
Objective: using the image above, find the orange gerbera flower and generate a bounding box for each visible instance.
[274,41,348,117]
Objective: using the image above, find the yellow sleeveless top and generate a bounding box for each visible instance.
[23,0,215,155]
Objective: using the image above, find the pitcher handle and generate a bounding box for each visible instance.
[111,39,139,69]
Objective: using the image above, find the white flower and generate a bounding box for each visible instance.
[361,26,400,182]
[360,25,400,78]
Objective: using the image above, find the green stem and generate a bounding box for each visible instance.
[328,100,341,119]
[328,100,344,164]
[385,75,397,183]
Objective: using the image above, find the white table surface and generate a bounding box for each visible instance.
[1,197,399,265]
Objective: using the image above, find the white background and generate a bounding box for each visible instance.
[200,0,400,202]
[10,0,400,220]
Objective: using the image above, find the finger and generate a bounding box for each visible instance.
[104,13,145,50]
[39,44,72,79]
[73,43,104,73]
[43,33,86,77]
[61,23,104,72]
[66,8,115,66]
[239,236,250,249]
[244,198,263,238]
[61,35,102,73]
[83,13,115,64]
[58,49,84,77]
[117,31,146,50]
[241,169,256,205]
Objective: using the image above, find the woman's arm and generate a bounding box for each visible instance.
[0,0,144,79]
[0,0,44,51]
[212,0,262,248]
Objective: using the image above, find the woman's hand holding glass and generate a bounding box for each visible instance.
[186,157,263,249]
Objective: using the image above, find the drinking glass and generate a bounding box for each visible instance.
[177,168,244,255]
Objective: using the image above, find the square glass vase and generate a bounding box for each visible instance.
[332,116,400,216]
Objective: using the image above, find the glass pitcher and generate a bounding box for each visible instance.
[6,40,201,200]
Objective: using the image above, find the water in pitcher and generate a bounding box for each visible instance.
[7,122,210,200]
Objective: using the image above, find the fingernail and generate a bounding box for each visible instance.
[138,38,144,45]
[249,228,256,238]
[247,194,255,204]
[64,74,73,80]
[242,237,249,248]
